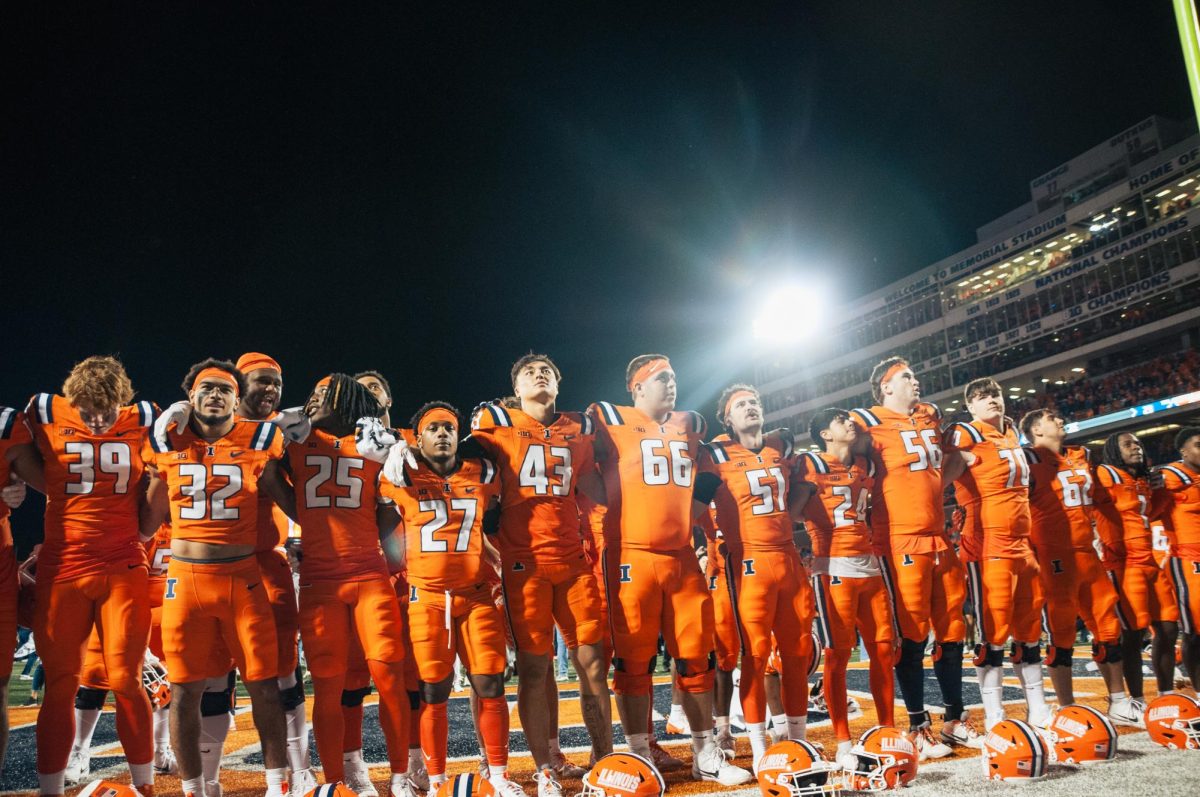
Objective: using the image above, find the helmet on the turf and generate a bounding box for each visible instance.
[1044,704,1117,764]
[581,752,664,797]
[981,719,1049,780]
[77,780,142,797]
[845,726,917,791]
[434,774,497,797]
[142,659,171,710]
[808,631,823,679]
[303,785,357,797]
[1145,692,1200,750]
[756,739,841,797]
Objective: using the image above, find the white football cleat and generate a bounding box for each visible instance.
[693,745,752,786]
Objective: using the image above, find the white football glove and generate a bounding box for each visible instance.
[383,434,418,486]
[1,478,26,510]
[153,400,192,449]
[355,417,399,463]
[273,407,312,444]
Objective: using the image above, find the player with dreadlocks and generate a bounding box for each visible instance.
[1096,431,1178,710]
[289,374,418,797]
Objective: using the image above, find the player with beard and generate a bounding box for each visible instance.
[356,371,394,427]
[1097,432,1178,708]
[142,358,298,797]
[589,355,751,786]
[850,357,964,758]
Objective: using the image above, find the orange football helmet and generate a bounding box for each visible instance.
[981,719,1049,780]
[142,659,172,710]
[1044,704,1117,764]
[302,785,358,797]
[757,739,841,797]
[581,752,664,797]
[1145,692,1200,750]
[434,774,497,797]
[808,631,823,679]
[846,726,917,791]
[77,781,142,797]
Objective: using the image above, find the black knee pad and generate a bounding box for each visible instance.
[201,690,234,717]
[280,680,306,711]
[938,641,964,661]
[674,652,716,677]
[980,646,1005,667]
[1092,642,1122,664]
[341,686,372,708]
[1009,641,1041,665]
[75,686,107,711]
[1047,646,1073,668]
[899,637,926,665]
[408,690,421,711]
[612,657,657,674]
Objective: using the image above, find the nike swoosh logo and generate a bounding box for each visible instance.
[230,451,244,458]
[248,583,259,590]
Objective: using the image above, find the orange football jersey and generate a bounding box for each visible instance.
[849,403,946,555]
[470,403,595,564]
[1025,445,1097,555]
[1162,461,1200,558]
[795,451,875,559]
[699,431,796,558]
[26,393,156,580]
[1095,463,1170,568]
[255,410,298,551]
[145,523,173,605]
[0,406,33,585]
[588,402,706,551]
[380,456,501,592]
[945,419,1032,559]
[288,429,388,581]
[143,419,284,547]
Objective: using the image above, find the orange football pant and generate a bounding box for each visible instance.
[257,548,300,678]
[34,564,153,775]
[408,583,507,683]
[1170,555,1200,636]
[1115,560,1180,629]
[603,546,714,693]
[1036,548,1121,649]
[967,556,1044,646]
[881,548,966,643]
[812,573,895,740]
[709,565,739,671]
[500,555,602,655]
[162,557,278,683]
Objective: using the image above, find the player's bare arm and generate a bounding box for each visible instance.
[259,459,298,522]
[4,441,46,494]
[140,469,170,540]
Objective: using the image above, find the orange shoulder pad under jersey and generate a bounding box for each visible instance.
[795,451,875,559]
[1095,463,1157,566]
[1025,445,1095,553]
[944,419,1031,558]
[849,403,946,554]
[588,401,706,551]
[143,419,284,547]
[0,406,33,525]
[287,429,387,582]
[26,393,155,579]
[1161,461,1200,556]
[380,456,500,592]
[470,403,594,564]
[699,430,796,555]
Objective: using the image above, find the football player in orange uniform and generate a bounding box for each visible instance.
[142,359,297,797]
[590,355,751,786]
[1096,432,1178,708]
[698,516,739,758]
[1161,426,1200,691]
[945,379,1047,732]
[0,404,37,770]
[21,357,158,797]
[290,375,415,797]
[695,384,815,771]
[467,354,609,794]
[794,407,894,766]
[1019,409,1141,725]
[379,403,523,797]
[849,357,963,758]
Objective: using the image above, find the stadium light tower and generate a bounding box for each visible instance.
[751,280,830,344]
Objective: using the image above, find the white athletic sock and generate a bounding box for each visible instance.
[715,716,731,735]
[265,767,288,797]
[39,771,66,795]
[786,715,807,740]
[200,712,233,784]
[1108,691,1127,704]
[627,732,651,758]
[690,728,714,758]
[129,761,153,789]
[1015,660,1049,725]
[978,664,1006,730]
[771,712,787,733]
[345,749,365,766]
[153,706,170,753]
[75,707,102,750]
[489,766,509,781]
[180,776,204,797]
[285,702,311,771]
[747,722,768,771]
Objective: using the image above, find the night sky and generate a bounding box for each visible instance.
[2,4,1194,543]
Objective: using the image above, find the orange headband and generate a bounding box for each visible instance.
[627,357,671,392]
[881,362,908,385]
[192,367,239,393]
[315,375,332,389]
[723,389,756,420]
[235,352,281,375]
[418,407,458,434]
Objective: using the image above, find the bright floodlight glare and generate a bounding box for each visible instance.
[752,282,827,343]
